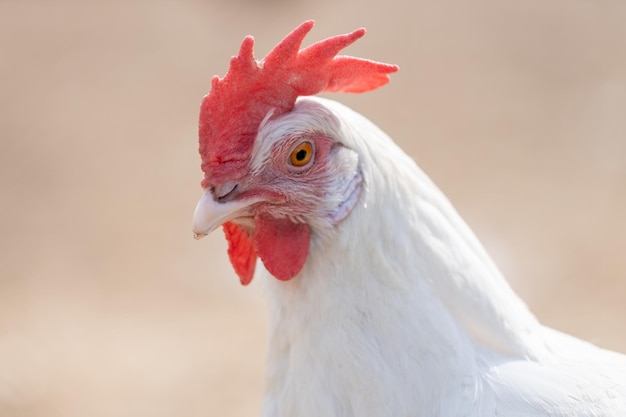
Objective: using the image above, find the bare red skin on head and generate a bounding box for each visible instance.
[221,136,332,285]
[222,217,310,285]
[223,222,257,285]
[200,21,397,283]
[253,213,310,281]
[198,21,398,186]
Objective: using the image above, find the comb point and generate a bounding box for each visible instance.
[199,21,398,184]
[238,36,255,60]
[265,21,315,67]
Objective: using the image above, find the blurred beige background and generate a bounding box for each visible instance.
[1,0,625,416]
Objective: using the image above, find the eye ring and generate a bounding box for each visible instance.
[289,141,314,167]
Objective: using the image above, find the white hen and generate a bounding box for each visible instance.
[192,21,626,417]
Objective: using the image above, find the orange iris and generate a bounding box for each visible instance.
[289,142,313,167]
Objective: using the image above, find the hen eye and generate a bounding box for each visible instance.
[289,142,314,167]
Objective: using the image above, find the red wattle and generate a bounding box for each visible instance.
[253,214,310,281]
[223,221,257,285]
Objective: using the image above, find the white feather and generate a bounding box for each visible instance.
[253,97,626,417]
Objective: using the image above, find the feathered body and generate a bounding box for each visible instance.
[192,22,626,417]
[258,97,626,416]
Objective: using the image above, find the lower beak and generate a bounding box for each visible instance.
[192,189,257,239]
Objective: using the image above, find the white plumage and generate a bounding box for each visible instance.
[195,96,626,416]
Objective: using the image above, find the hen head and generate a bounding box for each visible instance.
[192,21,398,285]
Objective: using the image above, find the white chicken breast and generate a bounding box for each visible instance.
[192,21,626,417]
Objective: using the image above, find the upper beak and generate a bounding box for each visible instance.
[192,189,258,239]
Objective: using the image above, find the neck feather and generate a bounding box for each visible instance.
[259,97,543,416]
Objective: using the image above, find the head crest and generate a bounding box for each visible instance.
[199,20,399,186]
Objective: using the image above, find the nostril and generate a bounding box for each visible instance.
[213,181,239,201]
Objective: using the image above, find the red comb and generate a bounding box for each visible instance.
[198,20,398,186]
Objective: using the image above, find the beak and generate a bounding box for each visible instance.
[192,189,258,240]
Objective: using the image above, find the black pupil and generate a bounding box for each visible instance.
[295,149,308,161]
